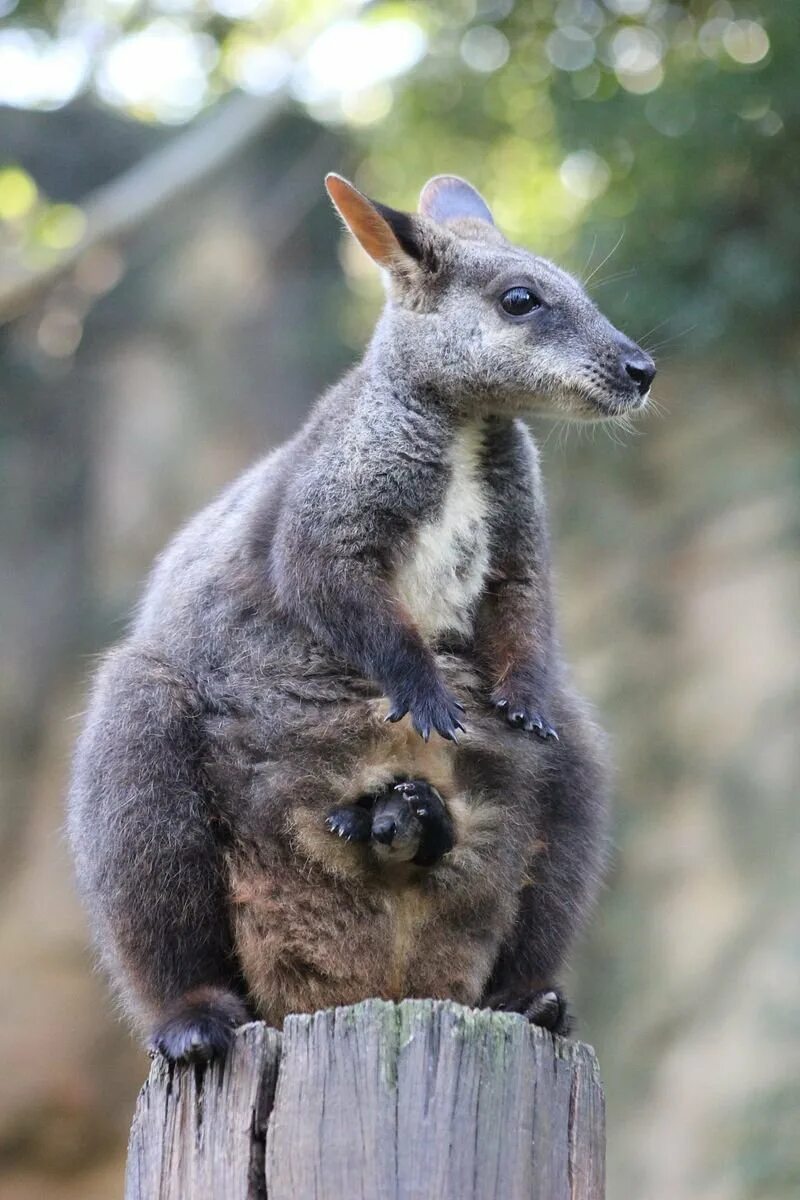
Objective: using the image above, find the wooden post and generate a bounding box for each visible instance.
[125,999,605,1200]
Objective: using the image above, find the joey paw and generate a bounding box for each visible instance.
[492,694,558,741]
[325,806,372,843]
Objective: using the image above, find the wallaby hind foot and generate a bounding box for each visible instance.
[148,987,249,1064]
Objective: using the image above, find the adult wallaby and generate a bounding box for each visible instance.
[68,174,654,1062]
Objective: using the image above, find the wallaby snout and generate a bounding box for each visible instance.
[619,339,656,398]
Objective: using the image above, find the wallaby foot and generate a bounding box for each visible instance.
[326,779,455,867]
[485,985,571,1036]
[491,679,558,741]
[149,987,250,1063]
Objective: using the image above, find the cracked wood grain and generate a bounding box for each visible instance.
[125,1000,604,1200]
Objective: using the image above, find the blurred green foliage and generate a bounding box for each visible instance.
[358,1,797,354]
[1,1,795,355]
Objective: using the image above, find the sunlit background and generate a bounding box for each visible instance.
[1,2,798,1197]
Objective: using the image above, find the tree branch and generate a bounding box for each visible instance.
[0,89,289,323]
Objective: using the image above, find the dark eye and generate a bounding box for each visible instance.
[500,286,541,316]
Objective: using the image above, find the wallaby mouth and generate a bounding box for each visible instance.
[584,390,650,420]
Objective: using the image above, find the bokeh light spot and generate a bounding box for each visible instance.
[555,0,606,35]
[0,166,38,220]
[723,20,769,65]
[340,84,394,126]
[757,110,783,137]
[294,19,426,104]
[97,22,217,122]
[611,27,663,75]
[37,204,87,250]
[560,149,611,202]
[460,26,510,73]
[604,0,650,14]
[37,308,83,357]
[546,26,595,72]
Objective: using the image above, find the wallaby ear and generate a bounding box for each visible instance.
[325,173,424,271]
[418,175,494,226]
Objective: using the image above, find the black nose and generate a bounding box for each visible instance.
[372,818,396,845]
[624,352,656,396]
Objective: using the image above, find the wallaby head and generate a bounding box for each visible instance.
[326,172,655,421]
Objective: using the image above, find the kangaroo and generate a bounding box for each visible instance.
[68,173,654,1062]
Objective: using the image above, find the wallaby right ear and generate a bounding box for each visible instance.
[325,174,424,272]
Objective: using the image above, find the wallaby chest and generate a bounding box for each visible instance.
[392,424,490,639]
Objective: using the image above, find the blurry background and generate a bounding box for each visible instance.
[1,1,798,1196]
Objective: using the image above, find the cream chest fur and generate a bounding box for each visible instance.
[393,423,490,639]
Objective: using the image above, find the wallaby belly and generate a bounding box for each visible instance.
[212,675,533,1027]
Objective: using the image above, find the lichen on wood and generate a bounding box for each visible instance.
[125,999,605,1200]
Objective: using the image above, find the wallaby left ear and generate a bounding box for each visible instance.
[418,175,494,226]
[325,173,424,271]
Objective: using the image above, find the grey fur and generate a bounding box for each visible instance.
[68,174,652,1059]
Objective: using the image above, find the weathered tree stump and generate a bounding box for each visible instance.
[125,999,605,1200]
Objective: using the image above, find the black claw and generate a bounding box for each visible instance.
[326,806,372,843]
[535,722,559,741]
[385,707,407,724]
[495,695,558,741]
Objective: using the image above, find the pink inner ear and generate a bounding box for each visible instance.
[419,176,494,226]
[326,174,406,267]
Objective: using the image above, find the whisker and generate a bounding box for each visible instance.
[636,314,673,344]
[542,421,560,450]
[645,395,669,419]
[643,323,698,354]
[589,268,637,291]
[602,421,625,448]
[583,226,626,287]
[579,233,598,284]
[618,413,643,437]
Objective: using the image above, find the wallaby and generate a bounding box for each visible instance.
[68,173,654,1062]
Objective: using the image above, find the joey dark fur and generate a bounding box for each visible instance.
[68,173,654,1061]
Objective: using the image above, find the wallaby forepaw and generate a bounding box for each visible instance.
[390,780,455,866]
[386,678,465,743]
[486,986,571,1036]
[326,806,372,843]
[410,692,466,743]
[149,989,248,1064]
[492,689,558,740]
